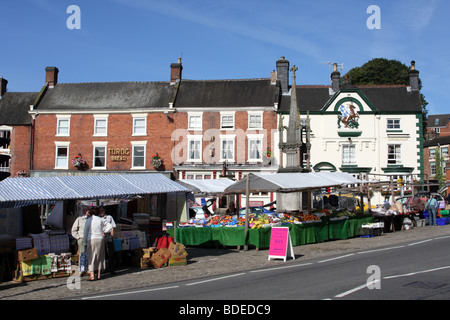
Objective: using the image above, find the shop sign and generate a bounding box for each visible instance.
[109,147,130,162]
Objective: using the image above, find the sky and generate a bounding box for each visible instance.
[0,0,448,115]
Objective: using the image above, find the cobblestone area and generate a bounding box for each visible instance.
[1,224,450,300]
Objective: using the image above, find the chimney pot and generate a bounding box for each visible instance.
[0,77,8,97]
[276,57,290,94]
[409,60,420,91]
[45,66,59,88]
[330,62,340,93]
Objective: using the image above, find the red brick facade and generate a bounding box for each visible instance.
[8,125,31,175]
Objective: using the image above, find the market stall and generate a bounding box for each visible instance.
[167,172,373,249]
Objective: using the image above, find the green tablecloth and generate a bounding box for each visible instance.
[167,216,374,249]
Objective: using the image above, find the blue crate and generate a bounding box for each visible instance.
[436,218,447,226]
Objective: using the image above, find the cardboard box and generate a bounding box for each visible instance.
[168,242,188,259]
[140,258,151,269]
[150,248,171,268]
[17,248,39,262]
[168,256,187,267]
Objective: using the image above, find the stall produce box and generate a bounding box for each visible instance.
[168,256,187,266]
[150,248,171,268]
[17,248,39,262]
[168,242,188,258]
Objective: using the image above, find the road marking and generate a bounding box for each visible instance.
[185,273,246,286]
[250,263,313,273]
[383,265,450,279]
[334,280,380,298]
[407,239,433,246]
[318,254,354,263]
[357,245,405,255]
[81,285,180,299]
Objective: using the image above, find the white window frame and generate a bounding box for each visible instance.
[247,134,264,162]
[342,144,356,165]
[56,115,71,137]
[387,144,402,165]
[131,141,147,169]
[93,114,108,137]
[248,111,263,129]
[132,114,147,136]
[92,141,108,170]
[54,141,70,169]
[220,135,235,162]
[187,135,202,163]
[188,112,203,131]
[220,111,235,130]
[387,118,401,130]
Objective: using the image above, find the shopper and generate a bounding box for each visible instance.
[70,209,91,274]
[84,206,112,281]
[425,195,438,226]
[226,202,238,215]
[99,205,117,275]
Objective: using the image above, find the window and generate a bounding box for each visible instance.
[188,113,202,130]
[387,119,401,130]
[387,144,402,165]
[187,136,202,162]
[93,144,107,169]
[342,144,356,165]
[132,114,147,136]
[220,136,235,162]
[430,148,436,158]
[434,118,440,126]
[430,162,436,176]
[131,142,146,169]
[94,116,108,136]
[220,112,235,129]
[56,116,70,136]
[248,112,263,129]
[248,134,263,162]
[55,142,70,169]
[442,147,449,157]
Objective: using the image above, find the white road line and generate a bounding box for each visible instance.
[407,239,433,246]
[250,263,313,273]
[185,273,246,286]
[81,285,180,299]
[434,235,450,240]
[334,280,380,298]
[318,254,355,263]
[383,265,450,279]
[357,245,405,255]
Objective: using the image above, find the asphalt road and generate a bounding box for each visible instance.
[75,234,450,301]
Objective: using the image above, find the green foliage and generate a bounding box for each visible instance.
[345,58,410,86]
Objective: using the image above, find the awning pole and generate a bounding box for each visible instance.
[244,174,250,251]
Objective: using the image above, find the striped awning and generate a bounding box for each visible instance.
[176,178,235,196]
[0,173,189,208]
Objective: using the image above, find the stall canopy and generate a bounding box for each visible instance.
[0,173,189,208]
[176,179,235,196]
[224,172,364,194]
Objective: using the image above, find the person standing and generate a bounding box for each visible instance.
[99,205,117,275]
[425,195,438,226]
[71,209,91,274]
[84,207,112,281]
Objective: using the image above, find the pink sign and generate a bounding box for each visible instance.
[269,227,289,257]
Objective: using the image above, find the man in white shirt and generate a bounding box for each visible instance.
[99,206,117,275]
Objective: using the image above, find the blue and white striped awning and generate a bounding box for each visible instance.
[0,173,189,208]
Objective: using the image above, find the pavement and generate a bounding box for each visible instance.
[1,223,450,300]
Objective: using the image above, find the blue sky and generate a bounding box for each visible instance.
[0,0,448,115]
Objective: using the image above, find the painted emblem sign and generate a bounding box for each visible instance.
[338,103,360,129]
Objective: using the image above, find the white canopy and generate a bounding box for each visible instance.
[176,178,235,196]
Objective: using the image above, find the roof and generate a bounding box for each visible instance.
[424,135,450,148]
[278,85,422,114]
[427,114,450,127]
[0,173,188,208]
[174,79,278,108]
[37,82,174,111]
[0,92,38,125]
[224,172,363,194]
[177,178,235,195]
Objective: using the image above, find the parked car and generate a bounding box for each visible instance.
[237,206,276,217]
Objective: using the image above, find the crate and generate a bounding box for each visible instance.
[415,219,426,227]
[436,218,447,226]
[440,210,449,217]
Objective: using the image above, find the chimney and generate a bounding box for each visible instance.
[170,58,183,84]
[409,60,420,91]
[276,56,290,94]
[270,70,277,85]
[331,63,341,93]
[45,66,59,88]
[0,77,7,98]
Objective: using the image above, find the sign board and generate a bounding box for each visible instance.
[268,227,295,261]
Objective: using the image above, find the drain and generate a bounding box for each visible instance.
[403,281,448,290]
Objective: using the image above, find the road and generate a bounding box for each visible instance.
[75,234,450,301]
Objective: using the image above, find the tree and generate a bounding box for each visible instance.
[434,146,446,190]
[345,58,429,137]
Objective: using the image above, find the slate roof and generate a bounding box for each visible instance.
[174,78,278,108]
[424,135,450,148]
[0,92,38,125]
[278,84,423,114]
[427,114,450,127]
[37,82,175,111]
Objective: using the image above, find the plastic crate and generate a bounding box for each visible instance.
[440,210,449,217]
[436,218,447,226]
